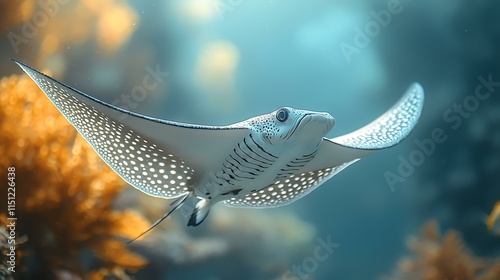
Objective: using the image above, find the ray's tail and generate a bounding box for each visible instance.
[128,193,211,244]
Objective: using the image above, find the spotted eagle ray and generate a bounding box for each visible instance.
[13,60,424,242]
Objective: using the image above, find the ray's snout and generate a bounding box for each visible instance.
[296,111,335,139]
[324,112,335,130]
[308,111,335,131]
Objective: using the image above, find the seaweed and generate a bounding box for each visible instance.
[0,74,150,279]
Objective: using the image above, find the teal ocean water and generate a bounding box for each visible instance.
[0,1,499,279]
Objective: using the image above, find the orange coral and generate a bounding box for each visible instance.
[0,74,149,279]
[383,220,500,280]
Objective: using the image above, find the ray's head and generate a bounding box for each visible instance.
[247,107,335,145]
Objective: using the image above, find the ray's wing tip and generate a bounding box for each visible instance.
[398,82,425,125]
[407,82,425,119]
[409,82,424,94]
[10,59,34,76]
[393,82,425,138]
[10,58,25,68]
[328,82,425,150]
[407,82,425,106]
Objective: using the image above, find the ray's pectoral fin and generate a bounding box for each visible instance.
[12,59,251,200]
[308,83,425,171]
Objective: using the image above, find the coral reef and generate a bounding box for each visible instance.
[0,74,150,279]
[383,220,500,280]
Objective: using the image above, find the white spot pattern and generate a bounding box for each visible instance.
[223,160,357,208]
[23,67,194,198]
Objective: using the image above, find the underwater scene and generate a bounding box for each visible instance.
[0,0,499,279]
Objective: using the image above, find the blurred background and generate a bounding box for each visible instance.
[0,0,499,279]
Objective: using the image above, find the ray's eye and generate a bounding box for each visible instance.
[276,108,289,122]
